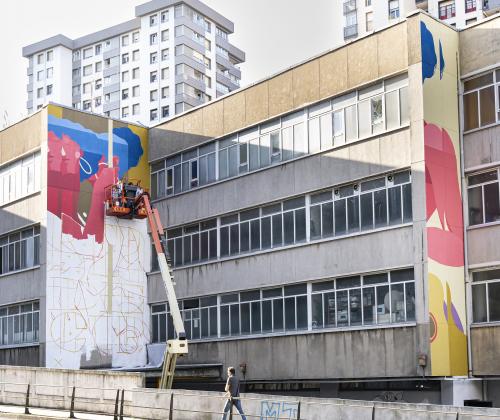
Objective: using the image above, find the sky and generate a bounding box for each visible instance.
[0,0,338,127]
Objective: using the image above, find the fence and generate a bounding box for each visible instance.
[1,380,500,420]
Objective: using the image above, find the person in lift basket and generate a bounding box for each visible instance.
[221,367,247,420]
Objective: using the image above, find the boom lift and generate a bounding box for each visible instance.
[104,182,187,389]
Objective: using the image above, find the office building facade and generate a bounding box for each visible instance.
[2,10,500,406]
[22,0,245,126]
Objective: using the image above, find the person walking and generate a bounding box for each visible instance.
[221,367,246,420]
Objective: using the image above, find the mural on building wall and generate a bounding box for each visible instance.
[420,18,467,376]
[46,105,151,369]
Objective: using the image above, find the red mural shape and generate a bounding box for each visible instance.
[424,122,464,267]
[48,131,118,244]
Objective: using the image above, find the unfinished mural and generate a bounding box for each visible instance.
[420,17,467,376]
[45,105,151,369]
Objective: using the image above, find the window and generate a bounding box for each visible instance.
[150,108,158,121]
[161,67,169,80]
[72,85,80,96]
[0,226,40,275]
[366,12,373,31]
[472,270,500,323]
[216,27,228,39]
[150,52,158,64]
[162,29,169,42]
[72,51,80,61]
[150,90,158,102]
[95,61,102,72]
[46,67,53,79]
[94,96,101,107]
[150,71,158,83]
[161,48,169,61]
[82,82,91,94]
[37,70,43,81]
[161,87,169,99]
[104,56,118,68]
[122,70,130,83]
[132,68,140,79]
[95,44,102,55]
[122,53,129,64]
[389,0,400,19]
[46,50,53,61]
[365,0,372,5]
[0,301,40,346]
[46,85,53,96]
[132,50,139,62]
[463,71,499,131]
[83,65,92,77]
[151,268,415,343]
[132,31,140,43]
[37,53,44,65]
[132,103,140,115]
[122,88,129,100]
[122,34,129,47]
[150,33,158,45]
[83,47,93,59]
[150,14,158,26]
[0,153,41,206]
[466,0,476,12]
[122,107,129,118]
[162,106,170,119]
[132,85,140,97]
[439,0,456,19]
[95,79,102,90]
[161,10,169,23]
[83,100,91,110]
[37,87,43,98]
[72,68,80,79]
[467,170,500,226]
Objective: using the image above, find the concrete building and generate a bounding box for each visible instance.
[22,0,245,126]
[2,9,500,407]
[334,0,500,45]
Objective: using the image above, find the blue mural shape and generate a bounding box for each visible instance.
[439,40,445,80]
[260,401,299,420]
[421,21,437,82]
[48,115,143,181]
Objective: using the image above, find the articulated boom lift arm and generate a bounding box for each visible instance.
[141,194,188,389]
[104,183,187,389]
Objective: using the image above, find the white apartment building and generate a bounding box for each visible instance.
[334,0,500,44]
[23,0,245,126]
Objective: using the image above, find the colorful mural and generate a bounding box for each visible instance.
[45,105,151,369]
[420,17,467,376]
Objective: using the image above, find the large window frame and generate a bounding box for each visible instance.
[471,269,500,324]
[467,168,500,226]
[0,301,39,347]
[0,225,40,276]
[150,268,415,343]
[0,152,41,207]
[151,74,409,200]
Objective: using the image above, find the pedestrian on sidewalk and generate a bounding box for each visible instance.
[221,367,247,420]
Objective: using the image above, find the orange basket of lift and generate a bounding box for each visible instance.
[104,182,149,219]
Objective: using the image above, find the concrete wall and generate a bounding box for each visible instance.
[0,112,42,165]
[459,15,500,76]
[463,125,500,170]
[470,325,500,375]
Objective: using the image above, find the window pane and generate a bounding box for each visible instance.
[241,303,250,334]
[374,189,388,228]
[282,127,293,161]
[324,292,336,327]
[251,301,261,333]
[250,219,260,250]
[405,282,415,321]
[479,86,495,127]
[347,196,360,233]
[283,212,294,245]
[391,283,405,322]
[385,90,399,130]
[363,287,376,325]
[230,225,239,255]
[220,226,229,256]
[484,183,500,223]
[350,289,362,326]
[219,149,228,179]
[240,222,249,253]
[345,105,357,141]
[388,186,402,224]
[488,283,500,322]
[377,285,390,324]
[284,297,296,330]
[230,304,239,335]
[400,86,409,125]
[262,300,272,332]
[334,199,347,235]
[209,230,217,259]
[463,91,479,131]
[210,307,217,336]
[261,217,271,249]
[221,306,229,335]
[312,294,323,329]
[229,146,238,177]
[309,118,321,154]
[296,296,307,329]
[310,205,321,239]
[358,100,371,138]
[294,123,306,157]
[468,186,483,225]
[260,135,271,168]
[295,209,306,242]
[249,139,259,171]
[322,202,334,237]
[272,214,283,247]
[402,184,412,223]
[360,193,373,231]
[331,111,344,147]
[336,290,349,326]
[472,283,487,323]
[273,299,284,331]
